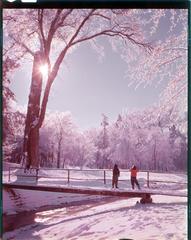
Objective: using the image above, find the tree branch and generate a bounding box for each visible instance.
[91,12,111,21]
[72,29,152,52]
[43,9,73,68]
[56,9,74,28]
[3,42,16,56]
[156,55,183,69]
[67,9,96,46]
[38,9,46,49]
[45,10,63,56]
[9,35,35,57]
[52,9,96,76]
[38,10,96,128]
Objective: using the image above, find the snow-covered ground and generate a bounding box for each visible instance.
[3,165,187,240]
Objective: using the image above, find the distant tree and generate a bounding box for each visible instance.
[3,56,19,142]
[82,131,97,168]
[107,106,187,171]
[40,111,75,168]
[99,114,110,168]
[3,111,25,163]
[115,114,122,128]
[169,124,187,170]
[51,112,73,168]
[39,124,54,168]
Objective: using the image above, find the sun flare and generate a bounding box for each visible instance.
[39,64,49,79]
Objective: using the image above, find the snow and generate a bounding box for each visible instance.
[3,167,187,240]
[3,161,21,171]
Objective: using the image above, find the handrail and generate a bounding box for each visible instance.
[7,166,186,174]
[6,166,187,187]
[8,167,39,183]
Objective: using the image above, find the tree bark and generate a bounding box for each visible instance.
[153,139,157,170]
[57,139,62,168]
[22,51,43,169]
[27,127,40,168]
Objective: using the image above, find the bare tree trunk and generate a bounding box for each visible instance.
[57,150,60,168]
[27,127,40,168]
[153,139,157,170]
[22,51,43,169]
[57,139,62,168]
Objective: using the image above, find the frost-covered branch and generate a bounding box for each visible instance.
[9,34,35,57]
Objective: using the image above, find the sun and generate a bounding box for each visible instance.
[39,64,49,79]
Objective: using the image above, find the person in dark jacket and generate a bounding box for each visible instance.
[130,165,140,190]
[112,164,120,188]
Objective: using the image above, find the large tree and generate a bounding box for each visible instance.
[3,9,187,168]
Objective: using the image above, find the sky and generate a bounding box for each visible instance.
[9,9,186,130]
[10,37,168,130]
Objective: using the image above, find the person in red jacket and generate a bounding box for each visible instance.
[130,165,140,190]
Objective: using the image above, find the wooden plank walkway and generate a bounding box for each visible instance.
[3,183,187,198]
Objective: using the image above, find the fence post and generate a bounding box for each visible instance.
[36,169,39,182]
[147,171,149,188]
[104,170,106,185]
[8,167,11,182]
[67,169,70,184]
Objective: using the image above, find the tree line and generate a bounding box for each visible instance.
[3,108,187,171]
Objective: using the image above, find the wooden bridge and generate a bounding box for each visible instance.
[3,183,187,198]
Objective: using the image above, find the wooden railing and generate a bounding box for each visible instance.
[5,167,187,188]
